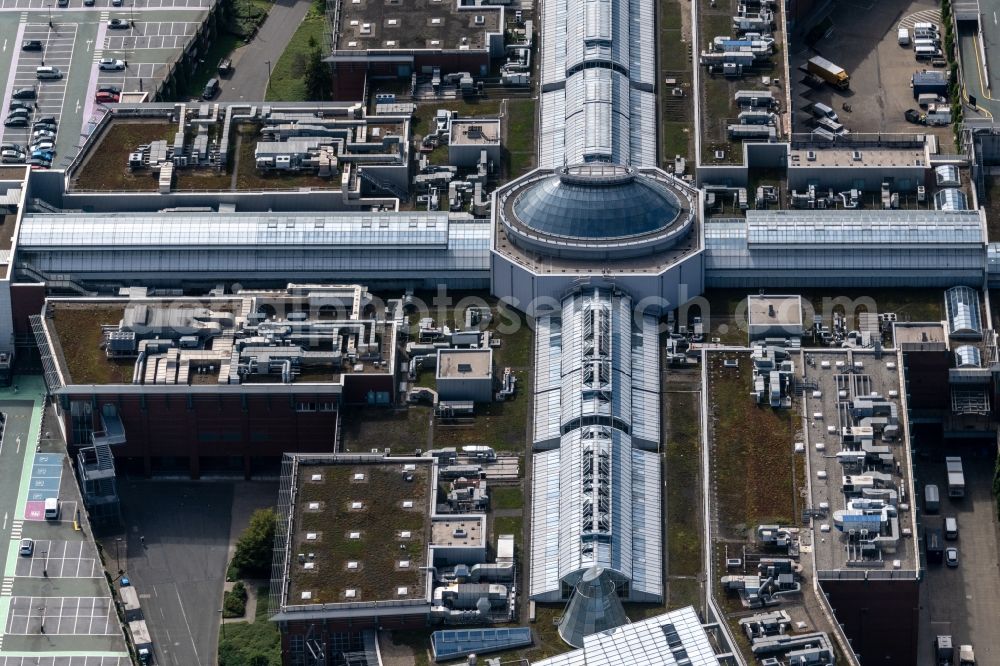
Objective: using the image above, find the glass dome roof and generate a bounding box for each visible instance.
[511,164,682,239]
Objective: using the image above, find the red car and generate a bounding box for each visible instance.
[95,91,120,104]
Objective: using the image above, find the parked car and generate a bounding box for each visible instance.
[6,107,30,118]
[95,91,120,104]
[945,547,959,567]
[21,40,43,51]
[31,149,54,161]
[28,157,51,168]
[0,150,26,164]
[218,58,233,76]
[0,143,23,152]
[18,538,33,556]
[57,0,68,6]
[36,66,63,80]
[107,18,130,28]
[12,87,37,100]
[4,117,28,127]
[98,58,126,71]
[84,0,95,5]
[30,140,55,153]
[32,130,56,141]
[35,116,57,126]
[202,77,219,100]
[97,84,121,95]
[8,101,32,112]
[32,122,57,132]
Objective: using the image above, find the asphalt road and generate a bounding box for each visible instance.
[104,480,278,666]
[916,445,1000,664]
[217,0,311,101]
[958,23,1000,119]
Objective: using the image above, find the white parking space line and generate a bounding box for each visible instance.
[14,539,103,578]
[5,596,119,635]
[0,21,27,145]
[104,33,187,49]
[2,21,77,156]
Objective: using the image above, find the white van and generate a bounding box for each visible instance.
[898,27,910,45]
[811,102,839,121]
[913,21,938,32]
[36,66,62,80]
[914,37,941,48]
[918,93,942,107]
[915,45,942,60]
[44,497,59,520]
[945,516,958,540]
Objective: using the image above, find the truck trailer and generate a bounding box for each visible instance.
[936,635,953,665]
[946,457,965,497]
[128,620,153,664]
[806,56,850,89]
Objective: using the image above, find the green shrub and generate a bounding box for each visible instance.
[223,582,248,618]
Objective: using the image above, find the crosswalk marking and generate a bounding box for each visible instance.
[899,9,942,30]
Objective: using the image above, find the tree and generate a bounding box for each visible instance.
[231,508,277,578]
[304,47,332,101]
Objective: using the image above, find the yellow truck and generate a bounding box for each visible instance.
[807,56,850,90]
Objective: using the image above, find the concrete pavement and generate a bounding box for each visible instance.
[217,0,312,101]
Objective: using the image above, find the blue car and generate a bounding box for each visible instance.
[31,149,53,162]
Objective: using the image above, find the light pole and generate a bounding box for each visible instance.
[218,609,226,639]
[115,537,122,573]
[42,549,48,577]
[47,3,52,28]
[265,60,271,96]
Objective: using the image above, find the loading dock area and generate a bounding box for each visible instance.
[791,0,953,139]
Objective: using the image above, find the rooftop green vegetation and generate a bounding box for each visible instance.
[49,304,131,385]
[288,462,430,604]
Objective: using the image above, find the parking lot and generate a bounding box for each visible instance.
[5,597,117,636]
[916,443,1000,663]
[0,2,210,169]
[97,61,170,94]
[791,0,953,139]
[0,658,130,666]
[0,23,77,156]
[15,540,102,578]
[0,0,210,8]
[104,19,198,49]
